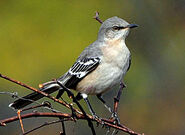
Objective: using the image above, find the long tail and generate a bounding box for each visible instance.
[9,81,61,109]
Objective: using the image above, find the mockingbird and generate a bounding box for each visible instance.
[9,16,138,119]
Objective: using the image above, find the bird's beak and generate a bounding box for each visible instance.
[126,24,139,29]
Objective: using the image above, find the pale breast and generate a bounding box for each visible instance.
[76,39,130,95]
[102,39,130,71]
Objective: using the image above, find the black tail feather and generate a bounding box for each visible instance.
[9,81,60,109]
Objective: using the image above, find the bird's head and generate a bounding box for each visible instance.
[98,16,138,42]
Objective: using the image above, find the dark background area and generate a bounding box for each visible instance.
[0,0,184,135]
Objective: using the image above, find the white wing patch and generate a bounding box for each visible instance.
[68,57,100,78]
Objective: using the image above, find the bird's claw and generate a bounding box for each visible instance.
[92,113,99,120]
[92,114,105,126]
[110,112,120,125]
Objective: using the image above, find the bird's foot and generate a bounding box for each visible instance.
[110,112,120,125]
[69,103,77,121]
[92,113,105,126]
[92,113,100,120]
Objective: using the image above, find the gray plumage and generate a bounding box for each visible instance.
[9,16,138,109]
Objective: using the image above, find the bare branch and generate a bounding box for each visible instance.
[0,73,82,114]
[0,112,142,135]
[0,73,143,135]
[0,72,143,135]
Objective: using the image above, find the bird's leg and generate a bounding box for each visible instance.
[69,103,77,121]
[75,93,83,101]
[56,87,77,119]
[81,93,99,120]
[77,93,104,126]
[56,88,65,99]
[97,94,113,113]
[56,81,96,135]
[111,82,126,124]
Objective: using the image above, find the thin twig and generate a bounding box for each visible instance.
[93,11,103,24]
[21,101,51,112]
[23,118,72,135]
[17,110,25,133]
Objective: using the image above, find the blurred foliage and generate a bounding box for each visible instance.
[0,0,184,135]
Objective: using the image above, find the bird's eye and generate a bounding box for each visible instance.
[112,26,123,30]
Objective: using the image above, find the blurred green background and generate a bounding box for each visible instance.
[0,0,184,135]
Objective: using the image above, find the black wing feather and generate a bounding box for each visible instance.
[65,57,100,89]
